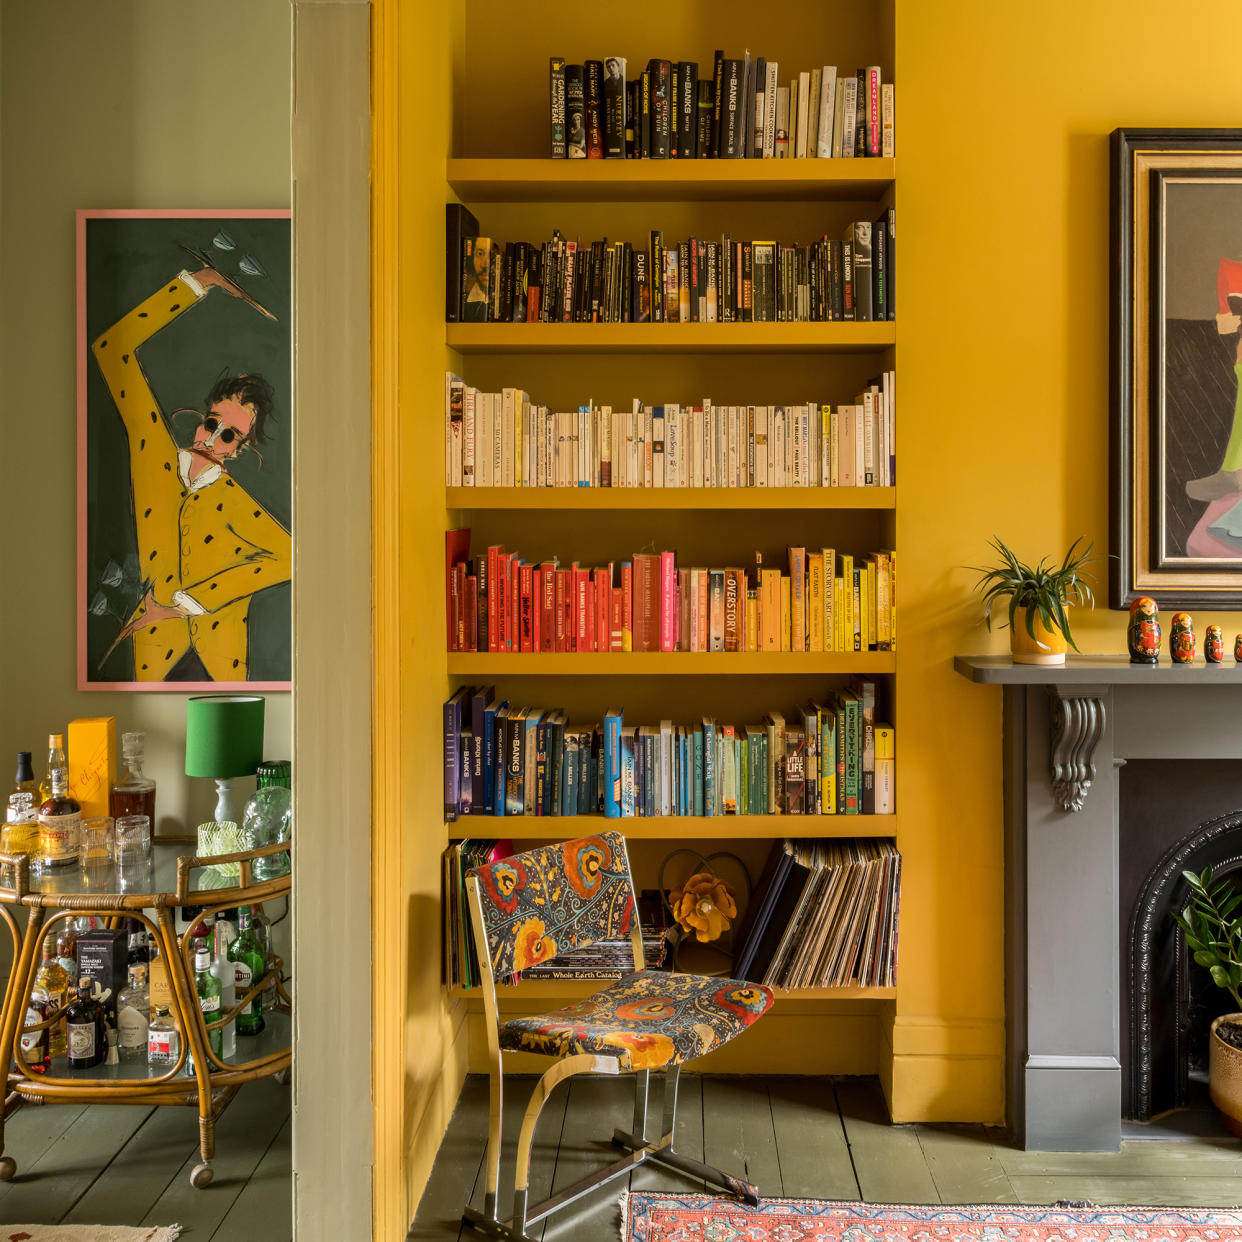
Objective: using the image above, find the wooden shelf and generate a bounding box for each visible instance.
[446,322,895,354]
[453,981,896,1002]
[445,815,898,841]
[447,652,895,675]
[446,486,895,511]
[447,157,896,202]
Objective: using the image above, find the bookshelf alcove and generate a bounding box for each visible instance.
[436,1,900,1087]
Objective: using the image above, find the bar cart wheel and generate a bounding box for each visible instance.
[275,1068,290,1086]
[191,1161,215,1188]
[0,1156,16,1181]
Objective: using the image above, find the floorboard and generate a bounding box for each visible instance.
[1006,1174,1242,1207]
[211,1113,293,1242]
[0,1101,88,1187]
[835,1078,940,1204]
[628,1072,706,1197]
[914,1125,1018,1205]
[767,1076,857,1199]
[410,1074,490,1242]
[701,1077,783,1195]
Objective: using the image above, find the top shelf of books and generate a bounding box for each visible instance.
[446,158,896,203]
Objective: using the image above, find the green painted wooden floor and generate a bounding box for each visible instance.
[0,1075,290,1239]
[410,1075,1242,1241]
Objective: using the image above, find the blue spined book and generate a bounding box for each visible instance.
[619,726,637,818]
[701,716,716,816]
[692,726,704,817]
[443,685,470,822]
[470,684,495,814]
[603,706,623,817]
[489,702,510,816]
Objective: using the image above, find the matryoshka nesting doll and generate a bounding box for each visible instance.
[1127,596,1161,664]
[1206,625,1225,663]
[1170,612,1196,664]
[1235,634,1242,662]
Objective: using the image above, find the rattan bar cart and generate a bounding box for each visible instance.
[0,839,291,1188]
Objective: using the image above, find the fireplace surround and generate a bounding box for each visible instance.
[956,655,1242,1150]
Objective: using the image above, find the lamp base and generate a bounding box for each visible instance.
[213,778,238,826]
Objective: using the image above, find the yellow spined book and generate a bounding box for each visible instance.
[788,546,806,652]
[840,554,854,651]
[760,568,782,651]
[822,548,836,652]
[807,552,825,652]
[780,575,791,652]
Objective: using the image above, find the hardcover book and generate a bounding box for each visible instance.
[549,58,567,158]
[585,60,604,158]
[565,64,587,158]
[603,56,626,158]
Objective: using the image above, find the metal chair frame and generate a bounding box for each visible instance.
[461,839,759,1242]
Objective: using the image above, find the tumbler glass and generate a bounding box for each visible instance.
[79,816,113,884]
[114,814,152,865]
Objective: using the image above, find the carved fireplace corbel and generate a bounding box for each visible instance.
[1046,684,1108,813]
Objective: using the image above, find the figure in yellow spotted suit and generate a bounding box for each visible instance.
[92,267,291,681]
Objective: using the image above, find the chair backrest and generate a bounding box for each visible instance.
[467,830,639,982]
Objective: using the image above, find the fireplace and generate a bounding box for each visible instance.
[955,655,1242,1150]
[1121,766,1242,1120]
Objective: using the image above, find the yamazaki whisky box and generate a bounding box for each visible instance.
[149,950,174,1019]
[76,928,128,1021]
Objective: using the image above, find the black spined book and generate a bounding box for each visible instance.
[603,56,626,158]
[719,58,746,158]
[549,57,567,158]
[648,58,672,159]
[676,61,698,158]
[565,64,586,158]
[585,60,604,159]
[445,203,479,323]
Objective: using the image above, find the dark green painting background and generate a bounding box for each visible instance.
[84,215,292,683]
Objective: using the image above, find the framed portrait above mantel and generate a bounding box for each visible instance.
[1110,128,1242,608]
[76,209,291,691]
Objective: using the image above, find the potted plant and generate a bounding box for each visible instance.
[968,536,1097,665]
[1175,866,1242,1135]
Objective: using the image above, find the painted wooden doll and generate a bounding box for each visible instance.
[1206,625,1225,663]
[1126,596,1161,664]
[1235,634,1242,662]
[1170,612,1196,664]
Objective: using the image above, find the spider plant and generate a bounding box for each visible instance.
[968,536,1097,652]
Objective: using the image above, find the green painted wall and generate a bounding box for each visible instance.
[0,0,292,826]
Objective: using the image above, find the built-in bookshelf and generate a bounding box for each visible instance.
[438,13,898,1064]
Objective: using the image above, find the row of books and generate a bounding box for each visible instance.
[444,374,895,490]
[444,851,669,988]
[550,56,893,161]
[442,687,895,822]
[446,533,897,655]
[449,207,895,324]
[735,839,900,989]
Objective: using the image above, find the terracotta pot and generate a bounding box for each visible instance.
[1209,1013,1242,1137]
[1010,606,1068,665]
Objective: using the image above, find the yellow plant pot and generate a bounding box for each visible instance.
[1010,606,1068,665]
[1210,1013,1242,1138]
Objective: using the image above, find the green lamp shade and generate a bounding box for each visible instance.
[185,695,265,779]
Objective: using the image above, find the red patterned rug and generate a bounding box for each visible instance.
[620,1192,1242,1240]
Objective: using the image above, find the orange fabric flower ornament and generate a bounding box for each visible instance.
[670,872,738,943]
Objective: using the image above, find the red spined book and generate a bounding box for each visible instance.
[574,565,590,652]
[594,567,610,655]
[463,575,477,652]
[446,528,470,651]
[659,550,677,652]
[555,567,571,652]
[621,562,634,651]
[505,556,518,651]
[519,562,535,652]
[539,561,557,652]
[610,564,624,652]
[632,552,661,653]
[486,544,503,652]
[677,568,691,651]
[560,567,575,651]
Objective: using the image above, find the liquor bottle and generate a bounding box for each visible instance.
[20,993,51,1074]
[55,930,78,982]
[127,927,150,967]
[147,1005,179,1068]
[210,917,237,1057]
[12,751,39,800]
[38,740,80,869]
[32,933,69,1058]
[109,731,156,823]
[244,760,292,881]
[38,734,66,805]
[194,938,223,1059]
[2,792,40,857]
[65,977,105,1069]
[250,903,278,1008]
[116,963,150,1060]
[229,905,267,1036]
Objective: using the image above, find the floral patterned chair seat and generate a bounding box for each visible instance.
[500,971,774,1071]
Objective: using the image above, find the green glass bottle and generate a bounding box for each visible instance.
[193,937,223,1059]
[229,906,267,1036]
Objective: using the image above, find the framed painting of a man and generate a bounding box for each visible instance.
[1110,128,1242,607]
[77,209,291,690]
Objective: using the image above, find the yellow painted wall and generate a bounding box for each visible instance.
[891,2,1242,1123]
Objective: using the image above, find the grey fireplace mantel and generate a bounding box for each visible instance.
[955,654,1242,1152]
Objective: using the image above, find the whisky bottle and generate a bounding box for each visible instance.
[65,978,105,1069]
[55,930,78,982]
[229,905,267,1036]
[2,792,40,858]
[12,751,39,801]
[147,1004,179,1067]
[38,734,66,805]
[37,742,80,869]
[194,938,223,1059]
[127,927,150,966]
[20,995,51,1074]
[32,934,69,1058]
[116,963,150,1060]
[109,731,156,823]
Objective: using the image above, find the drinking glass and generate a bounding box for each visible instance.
[114,814,152,865]
[79,816,113,885]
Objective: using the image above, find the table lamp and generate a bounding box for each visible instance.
[185,694,265,826]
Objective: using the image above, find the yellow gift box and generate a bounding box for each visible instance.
[68,716,116,819]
